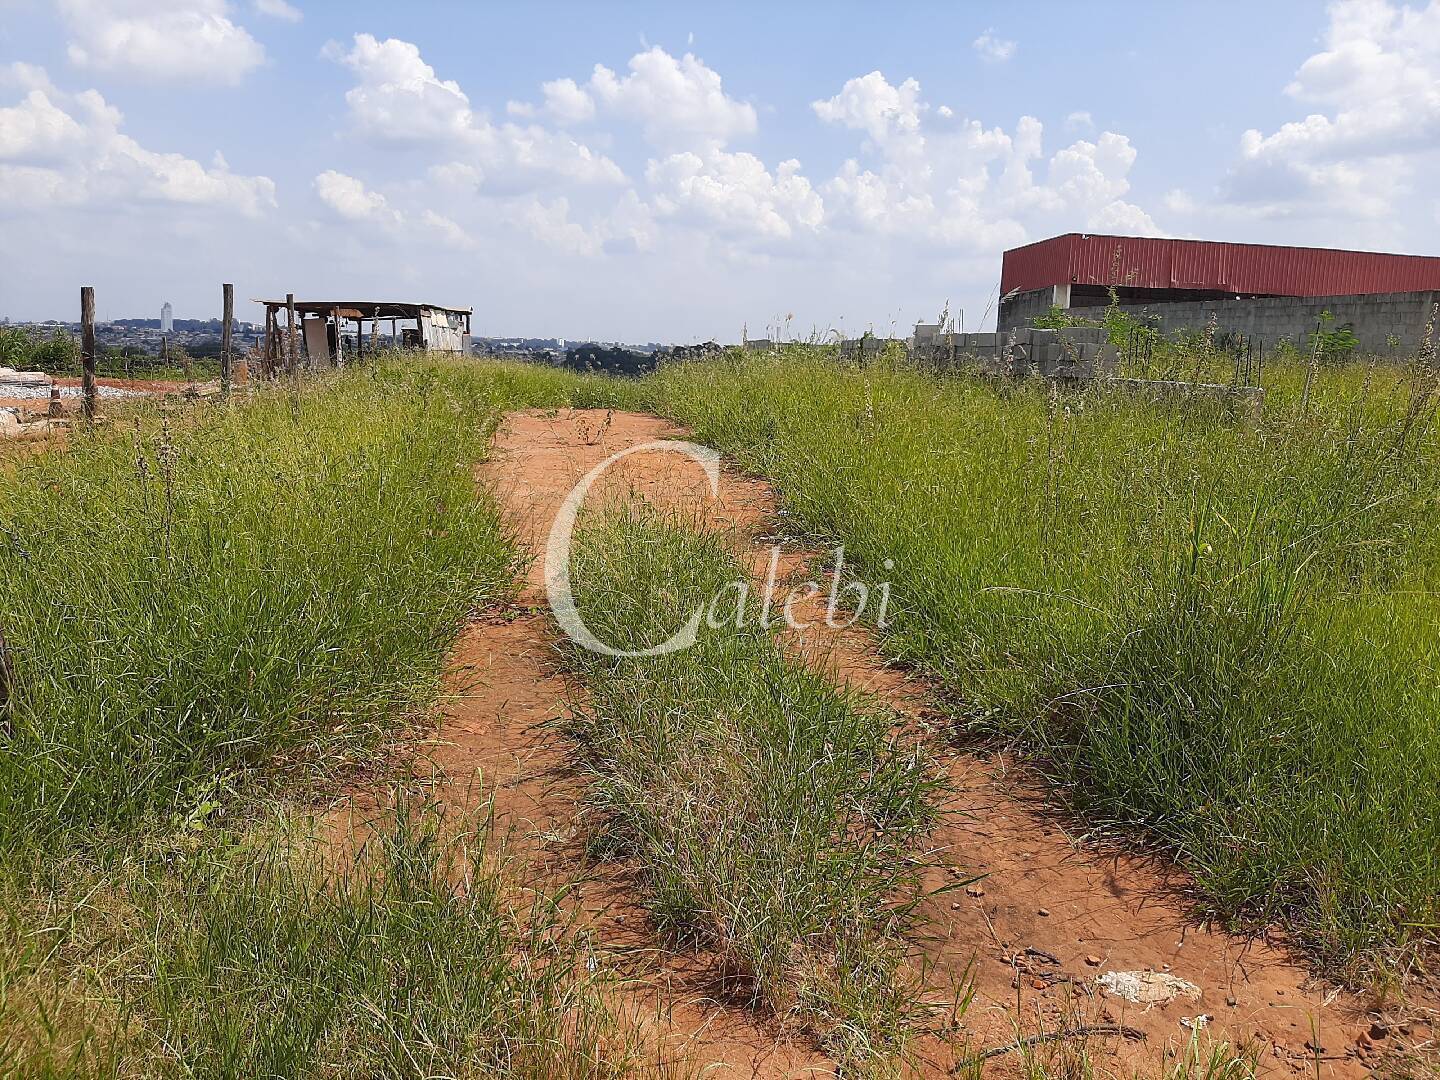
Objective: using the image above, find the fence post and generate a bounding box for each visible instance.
[285,293,298,378]
[80,285,96,421]
[221,283,234,397]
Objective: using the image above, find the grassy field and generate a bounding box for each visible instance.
[642,346,1440,978]
[0,361,648,1077]
[3,342,1435,1074]
[0,365,522,852]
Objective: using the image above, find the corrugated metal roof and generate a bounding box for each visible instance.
[252,299,472,315]
[1001,234,1440,297]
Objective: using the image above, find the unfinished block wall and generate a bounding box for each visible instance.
[999,287,1440,354]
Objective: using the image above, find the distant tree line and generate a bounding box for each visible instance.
[559,344,658,376]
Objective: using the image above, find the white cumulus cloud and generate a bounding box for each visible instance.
[813,71,924,143]
[1173,0,1440,227]
[972,30,1016,63]
[0,64,274,214]
[589,47,755,150]
[647,149,823,240]
[313,169,398,223]
[508,46,756,152]
[58,0,266,85]
[326,33,623,189]
[253,0,300,20]
[509,77,595,125]
[814,70,1158,247]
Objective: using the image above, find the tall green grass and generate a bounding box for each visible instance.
[0,366,527,853]
[642,347,1440,974]
[0,357,654,1078]
[564,507,942,1068]
[1,799,646,1079]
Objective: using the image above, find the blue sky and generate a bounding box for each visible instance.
[3,0,1438,340]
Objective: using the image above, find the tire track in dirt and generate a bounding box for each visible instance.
[425,409,832,1080]
[428,408,1432,1079]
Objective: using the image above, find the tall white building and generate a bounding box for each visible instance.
[160,302,173,334]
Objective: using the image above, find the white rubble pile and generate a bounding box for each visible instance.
[1,383,145,401]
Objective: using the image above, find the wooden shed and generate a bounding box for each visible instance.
[252,298,472,373]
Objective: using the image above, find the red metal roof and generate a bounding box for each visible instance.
[1001,233,1440,298]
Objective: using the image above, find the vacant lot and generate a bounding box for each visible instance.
[1,348,1435,1077]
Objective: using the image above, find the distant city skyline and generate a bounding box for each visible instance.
[2,1,1439,338]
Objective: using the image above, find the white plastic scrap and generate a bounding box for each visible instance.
[1180,1014,1212,1030]
[1097,970,1203,1008]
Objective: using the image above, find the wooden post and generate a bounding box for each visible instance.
[220,283,234,396]
[356,316,364,364]
[332,306,343,367]
[262,306,274,378]
[80,285,96,420]
[285,293,298,377]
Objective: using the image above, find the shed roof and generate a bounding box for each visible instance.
[252,299,472,317]
[1001,234,1440,298]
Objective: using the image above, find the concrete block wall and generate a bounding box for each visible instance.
[997,287,1066,333]
[911,326,1117,377]
[999,287,1440,354]
[1102,290,1439,353]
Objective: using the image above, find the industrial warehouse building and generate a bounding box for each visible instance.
[998,234,1440,353]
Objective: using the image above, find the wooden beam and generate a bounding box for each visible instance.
[285,293,298,377]
[263,305,276,378]
[80,285,96,421]
[221,283,234,397]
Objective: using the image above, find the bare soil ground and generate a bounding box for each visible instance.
[415,408,1436,1078]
